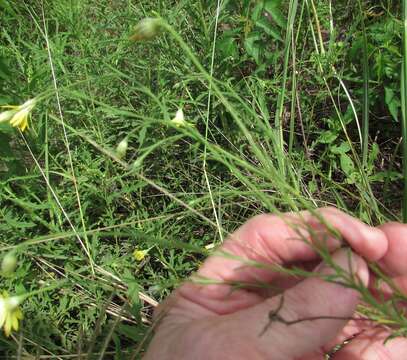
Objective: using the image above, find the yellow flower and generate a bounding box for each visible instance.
[170,109,191,128]
[0,98,36,132]
[133,249,148,261]
[0,293,23,337]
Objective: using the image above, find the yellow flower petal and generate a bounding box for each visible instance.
[9,110,25,126]
[4,316,12,337]
[0,300,6,328]
[0,294,23,336]
[19,117,29,131]
[133,249,148,261]
[11,312,19,331]
[15,308,23,320]
[10,109,29,131]
[3,99,36,132]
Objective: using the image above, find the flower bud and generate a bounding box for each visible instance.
[129,18,162,42]
[132,158,143,170]
[1,252,17,276]
[171,109,188,128]
[116,138,128,159]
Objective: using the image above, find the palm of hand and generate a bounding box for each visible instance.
[145,208,407,359]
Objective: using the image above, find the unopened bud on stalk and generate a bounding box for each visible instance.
[116,138,128,159]
[130,18,162,42]
[1,252,17,276]
[170,108,192,128]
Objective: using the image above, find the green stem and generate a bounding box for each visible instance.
[402,0,407,222]
[358,0,370,167]
[159,20,286,184]
[276,0,299,167]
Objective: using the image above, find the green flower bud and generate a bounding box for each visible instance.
[130,18,162,42]
[116,138,128,159]
[132,158,143,170]
[1,252,17,276]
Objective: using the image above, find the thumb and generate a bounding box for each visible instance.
[222,249,369,360]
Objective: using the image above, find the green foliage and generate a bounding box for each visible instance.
[0,0,406,357]
[349,10,402,122]
[216,0,286,72]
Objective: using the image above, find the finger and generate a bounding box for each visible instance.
[217,249,370,359]
[201,207,386,282]
[322,318,373,353]
[178,208,386,313]
[368,272,407,301]
[378,222,407,277]
[332,328,407,359]
[298,207,387,261]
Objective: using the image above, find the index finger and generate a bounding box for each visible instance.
[200,207,387,282]
[179,207,387,313]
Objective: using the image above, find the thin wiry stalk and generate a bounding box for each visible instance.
[288,28,297,155]
[33,2,95,273]
[20,133,94,265]
[275,0,299,169]
[203,0,224,243]
[402,0,407,222]
[358,0,370,167]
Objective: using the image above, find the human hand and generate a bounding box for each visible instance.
[144,208,407,359]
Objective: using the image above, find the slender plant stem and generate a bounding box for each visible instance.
[402,0,407,222]
[203,0,224,243]
[358,0,370,167]
[275,0,299,170]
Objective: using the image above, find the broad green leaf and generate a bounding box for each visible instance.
[126,279,140,305]
[340,153,355,176]
[318,130,338,144]
[218,32,239,60]
[116,324,145,342]
[244,32,262,64]
[330,142,351,154]
[251,2,264,21]
[368,142,380,167]
[369,171,402,182]
[0,0,15,15]
[384,87,400,121]
[264,0,286,28]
